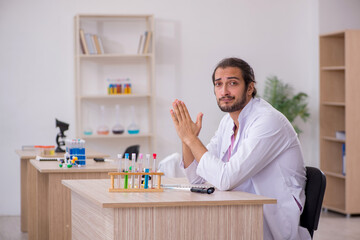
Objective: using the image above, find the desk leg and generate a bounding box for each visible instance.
[48,173,111,240]
[20,158,28,232]
[28,164,49,240]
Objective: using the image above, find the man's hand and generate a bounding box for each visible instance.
[170,99,203,145]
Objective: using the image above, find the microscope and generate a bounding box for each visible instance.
[55,119,69,153]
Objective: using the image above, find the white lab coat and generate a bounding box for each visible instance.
[183,98,311,240]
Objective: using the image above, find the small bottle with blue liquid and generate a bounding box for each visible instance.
[127,105,140,134]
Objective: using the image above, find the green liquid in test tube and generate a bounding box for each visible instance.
[124,153,129,189]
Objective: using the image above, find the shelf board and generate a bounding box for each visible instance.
[322,205,347,214]
[80,93,151,100]
[77,54,152,60]
[321,101,345,107]
[322,136,345,143]
[323,171,346,179]
[77,14,153,19]
[320,31,345,38]
[82,133,152,140]
[321,66,345,71]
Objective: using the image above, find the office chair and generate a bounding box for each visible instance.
[300,166,326,238]
[123,145,140,161]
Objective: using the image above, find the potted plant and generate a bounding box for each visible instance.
[262,76,310,134]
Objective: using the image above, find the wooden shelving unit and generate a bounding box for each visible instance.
[320,30,360,215]
[74,14,155,154]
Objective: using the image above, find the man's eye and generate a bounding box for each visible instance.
[215,82,222,87]
[230,82,237,86]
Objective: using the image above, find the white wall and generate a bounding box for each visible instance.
[319,0,360,34]
[0,0,320,215]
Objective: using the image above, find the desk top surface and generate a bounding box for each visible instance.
[15,148,110,159]
[62,178,277,208]
[30,159,119,173]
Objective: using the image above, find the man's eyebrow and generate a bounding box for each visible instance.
[214,76,240,81]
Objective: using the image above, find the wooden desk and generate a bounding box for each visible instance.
[15,149,109,232]
[28,158,117,240]
[62,179,276,240]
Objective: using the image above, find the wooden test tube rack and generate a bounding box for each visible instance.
[108,172,165,192]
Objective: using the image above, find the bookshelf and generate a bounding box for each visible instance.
[319,30,360,215]
[74,14,155,155]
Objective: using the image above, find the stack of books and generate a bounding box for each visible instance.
[79,29,104,55]
[335,131,346,176]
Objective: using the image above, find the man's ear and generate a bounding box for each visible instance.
[247,82,255,96]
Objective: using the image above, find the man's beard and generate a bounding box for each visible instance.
[217,88,247,113]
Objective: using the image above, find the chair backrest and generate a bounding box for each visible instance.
[123,145,140,161]
[300,166,326,238]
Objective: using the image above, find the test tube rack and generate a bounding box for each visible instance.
[108,172,165,192]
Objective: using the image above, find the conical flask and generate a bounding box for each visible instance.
[97,105,109,135]
[127,106,140,134]
[112,105,124,134]
[83,109,93,135]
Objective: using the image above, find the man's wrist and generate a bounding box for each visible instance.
[184,135,198,147]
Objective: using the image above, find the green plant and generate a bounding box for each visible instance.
[262,76,310,134]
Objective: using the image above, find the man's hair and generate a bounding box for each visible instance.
[212,57,257,98]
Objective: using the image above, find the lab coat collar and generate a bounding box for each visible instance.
[220,98,255,161]
[232,98,256,157]
[237,97,255,124]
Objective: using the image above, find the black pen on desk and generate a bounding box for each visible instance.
[190,187,215,194]
[161,184,215,194]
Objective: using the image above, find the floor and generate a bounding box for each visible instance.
[0,215,27,240]
[316,210,360,240]
[0,210,359,239]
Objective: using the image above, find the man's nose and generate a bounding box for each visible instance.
[220,84,230,95]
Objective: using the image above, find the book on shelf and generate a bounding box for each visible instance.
[137,34,144,54]
[142,31,152,54]
[93,34,102,54]
[342,143,346,176]
[79,29,89,54]
[91,35,98,54]
[335,130,346,141]
[80,30,105,55]
[84,33,96,54]
[97,36,105,54]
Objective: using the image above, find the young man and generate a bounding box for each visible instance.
[170,58,310,240]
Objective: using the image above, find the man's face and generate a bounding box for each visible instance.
[214,67,253,113]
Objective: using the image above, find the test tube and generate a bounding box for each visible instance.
[138,153,143,188]
[144,154,150,189]
[151,153,157,188]
[117,154,122,188]
[124,153,129,189]
[131,153,136,188]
